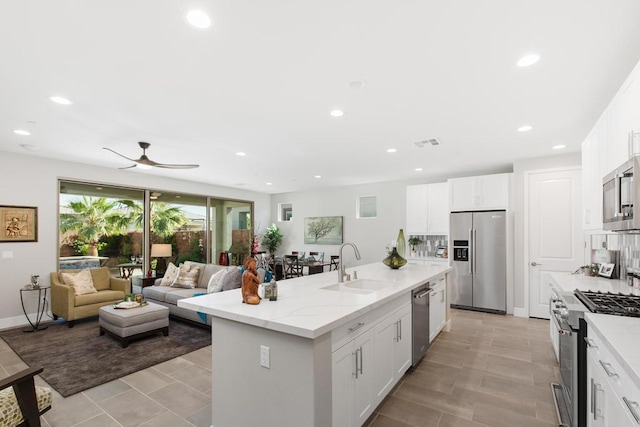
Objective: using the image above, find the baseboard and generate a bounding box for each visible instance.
[0,311,53,331]
[513,307,527,318]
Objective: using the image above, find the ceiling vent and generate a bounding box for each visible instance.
[414,138,442,148]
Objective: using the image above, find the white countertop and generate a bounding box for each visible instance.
[549,272,640,295]
[585,312,640,390]
[178,262,450,339]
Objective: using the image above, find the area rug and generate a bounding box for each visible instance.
[0,317,211,397]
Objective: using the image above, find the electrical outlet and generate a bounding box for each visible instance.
[260,345,270,368]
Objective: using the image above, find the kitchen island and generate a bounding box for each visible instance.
[178,262,450,426]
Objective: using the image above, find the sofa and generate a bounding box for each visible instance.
[132,261,257,326]
[50,267,130,327]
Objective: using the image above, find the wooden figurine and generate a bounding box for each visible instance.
[242,256,261,305]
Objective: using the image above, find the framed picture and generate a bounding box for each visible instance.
[1,205,38,242]
[304,216,343,245]
[598,263,615,278]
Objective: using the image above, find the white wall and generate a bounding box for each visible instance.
[0,151,271,329]
[269,181,415,268]
[512,152,582,310]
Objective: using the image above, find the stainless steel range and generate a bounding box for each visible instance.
[550,288,640,427]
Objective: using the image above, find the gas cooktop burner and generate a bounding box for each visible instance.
[574,290,640,317]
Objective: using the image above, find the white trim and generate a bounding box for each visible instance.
[0,312,53,331]
[523,165,582,319]
[513,307,527,318]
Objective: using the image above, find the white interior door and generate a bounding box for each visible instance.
[527,168,582,319]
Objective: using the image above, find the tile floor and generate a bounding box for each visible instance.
[0,309,559,427]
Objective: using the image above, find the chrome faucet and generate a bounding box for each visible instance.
[338,242,361,283]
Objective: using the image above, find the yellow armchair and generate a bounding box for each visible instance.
[50,267,130,327]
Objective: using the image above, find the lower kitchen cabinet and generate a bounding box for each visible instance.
[429,275,446,342]
[332,302,412,426]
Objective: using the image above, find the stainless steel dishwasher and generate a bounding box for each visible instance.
[412,283,430,365]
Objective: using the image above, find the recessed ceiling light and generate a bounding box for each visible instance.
[19,144,39,151]
[330,109,344,117]
[518,125,533,132]
[95,186,103,190]
[314,175,321,179]
[137,164,152,170]
[13,129,31,136]
[415,168,423,172]
[50,96,72,105]
[236,152,246,156]
[517,54,540,67]
[266,182,273,186]
[387,148,397,153]
[185,9,211,29]
[175,195,181,198]
[347,80,366,89]
[553,144,566,150]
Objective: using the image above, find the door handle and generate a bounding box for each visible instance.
[531,262,542,266]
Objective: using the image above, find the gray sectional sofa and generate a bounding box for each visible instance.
[132,262,243,326]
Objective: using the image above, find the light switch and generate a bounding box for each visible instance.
[2,251,13,260]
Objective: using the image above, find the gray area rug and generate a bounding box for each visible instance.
[0,317,211,397]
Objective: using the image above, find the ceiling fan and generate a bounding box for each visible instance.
[103,141,199,169]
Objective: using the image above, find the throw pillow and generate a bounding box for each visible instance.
[160,262,180,286]
[60,269,98,296]
[221,267,242,291]
[172,265,200,289]
[207,268,229,293]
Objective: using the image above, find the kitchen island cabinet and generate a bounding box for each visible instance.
[179,262,450,427]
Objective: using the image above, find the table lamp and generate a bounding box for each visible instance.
[151,244,172,275]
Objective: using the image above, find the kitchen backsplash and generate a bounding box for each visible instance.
[588,233,640,278]
[407,234,448,258]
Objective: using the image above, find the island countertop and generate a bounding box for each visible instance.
[178,262,451,339]
[549,272,640,295]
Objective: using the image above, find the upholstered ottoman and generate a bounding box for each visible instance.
[99,302,169,348]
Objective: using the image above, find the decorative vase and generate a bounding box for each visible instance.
[219,252,229,266]
[396,229,406,258]
[383,247,407,269]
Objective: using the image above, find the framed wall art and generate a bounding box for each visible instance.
[1,205,38,242]
[304,216,343,245]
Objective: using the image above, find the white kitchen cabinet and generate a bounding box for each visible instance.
[332,327,375,427]
[585,319,640,427]
[406,182,449,234]
[581,129,603,230]
[429,275,446,342]
[372,303,412,405]
[448,173,510,211]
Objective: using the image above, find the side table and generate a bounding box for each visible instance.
[140,275,162,288]
[20,285,50,332]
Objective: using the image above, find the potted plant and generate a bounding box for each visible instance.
[408,236,422,256]
[261,224,283,256]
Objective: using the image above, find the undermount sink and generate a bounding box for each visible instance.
[321,279,391,294]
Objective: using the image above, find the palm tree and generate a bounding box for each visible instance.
[60,197,130,256]
[118,200,188,239]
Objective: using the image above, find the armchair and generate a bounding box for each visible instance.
[0,366,51,427]
[51,267,130,327]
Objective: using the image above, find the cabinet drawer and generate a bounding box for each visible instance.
[331,293,411,352]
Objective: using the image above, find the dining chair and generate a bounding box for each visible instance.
[330,255,340,271]
[309,251,324,262]
[284,255,303,278]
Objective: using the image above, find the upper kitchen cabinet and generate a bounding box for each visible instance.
[406,182,449,235]
[448,173,510,212]
[582,127,602,230]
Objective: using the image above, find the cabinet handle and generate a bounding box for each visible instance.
[348,322,365,333]
[440,290,444,303]
[599,360,619,378]
[398,319,402,341]
[623,397,640,424]
[354,348,360,379]
[415,290,430,299]
[590,378,595,417]
[358,346,363,376]
[593,382,603,420]
[584,337,598,349]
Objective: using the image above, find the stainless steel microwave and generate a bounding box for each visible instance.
[603,156,640,231]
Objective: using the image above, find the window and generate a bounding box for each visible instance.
[58,180,254,276]
[357,196,377,218]
[278,202,293,222]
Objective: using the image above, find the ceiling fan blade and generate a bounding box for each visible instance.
[154,163,200,169]
[103,147,138,162]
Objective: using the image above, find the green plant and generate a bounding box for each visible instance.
[261,224,283,254]
[408,237,422,250]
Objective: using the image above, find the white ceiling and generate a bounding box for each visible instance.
[2,1,640,194]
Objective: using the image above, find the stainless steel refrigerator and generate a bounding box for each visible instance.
[450,211,506,313]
